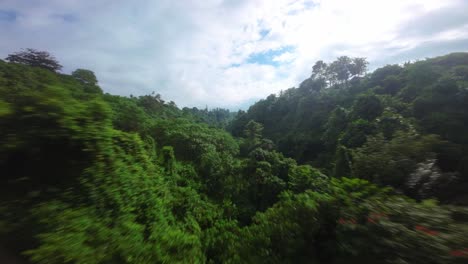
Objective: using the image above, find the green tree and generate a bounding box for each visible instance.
[322,107,348,148]
[333,145,352,178]
[243,120,264,151]
[72,69,98,85]
[349,57,368,77]
[312,60,327,79]
[351,94,383,120]
[328,56,352,85]
[288,165,328,193]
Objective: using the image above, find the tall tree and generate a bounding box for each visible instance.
[326,56,353,86]
[244,120,264,149]
[72,69,98,85]
[349,57,368,77]
[336,56,353,83]
[312,60,327,79]
[5,48,62,72]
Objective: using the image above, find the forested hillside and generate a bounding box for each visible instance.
[230,53,468,205]
[1,51,468,263]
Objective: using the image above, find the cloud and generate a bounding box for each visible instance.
[397,1,468,39]
[1,0,467,109]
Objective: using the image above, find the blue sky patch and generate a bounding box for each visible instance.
[0,10,17,22]
[259,29,270,38]
[246,45,294,66]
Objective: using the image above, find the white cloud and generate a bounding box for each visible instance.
[273,51,296,63]
[1,0,467,109]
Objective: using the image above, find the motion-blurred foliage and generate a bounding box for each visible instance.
[1,52,468,263]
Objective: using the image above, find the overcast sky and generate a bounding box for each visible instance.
[1,0,468,110]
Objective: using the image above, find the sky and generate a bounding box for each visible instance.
[1,0,468,110]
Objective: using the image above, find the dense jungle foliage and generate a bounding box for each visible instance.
[1,51,468,263]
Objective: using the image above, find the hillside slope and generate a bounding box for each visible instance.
[230,53,468,204]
